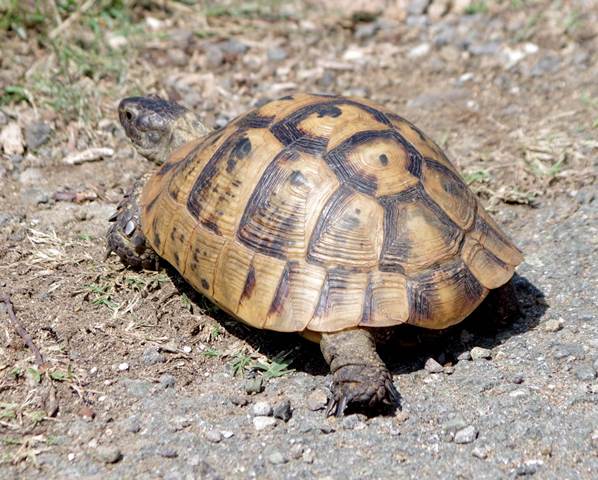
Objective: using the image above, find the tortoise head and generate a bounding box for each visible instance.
[118,95,209,164]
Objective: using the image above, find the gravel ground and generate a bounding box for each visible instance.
[0,1,597,479]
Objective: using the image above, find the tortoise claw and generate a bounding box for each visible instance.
[325,394,349,417]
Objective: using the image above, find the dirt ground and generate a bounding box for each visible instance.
[0,1,597,479]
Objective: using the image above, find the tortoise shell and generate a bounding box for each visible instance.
[139,93,523,334]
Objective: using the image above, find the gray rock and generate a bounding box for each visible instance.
[205,46,224,67]
[159,373,176,389]
[408,0,431,15]
[432,23,457,46]
[306,389,328,411]
[442,416,468,438]
[268,451,287,464]
[289,444,304,460]
[302,449,315,464]
[552,343,585,360]
[159,448,178,458]
[142,347,165,365]
[468,41,500,56]
[516,460,543,476]
[472,445,490,459]
[267,47,287,62]
[574,364,596,381]
[218,39,249,56]
[544,319,563,332]
[272,400,292,422]
[21,187,49,205]
[94,446,122,464]
[251,401,273,417]
[454,426,478,444]
[121,379,152,398]
[245,377,264,395]
[0,212,17,228]
[205,430,222,443]
[341,414,367,430]
[25,122,52,150]
[123,416,141,433]
[529,54,561,77]
[424,357,444,373]
[457,351,472,362]
[354,22,379,39]
[470,347,492,360]
[253,416,276,431]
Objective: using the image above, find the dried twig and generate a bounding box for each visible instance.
[63,147,114,165]
[1,294,45,367]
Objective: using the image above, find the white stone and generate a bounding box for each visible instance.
[408,43,431,59]
[253,416,277,431]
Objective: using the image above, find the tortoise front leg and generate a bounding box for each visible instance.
[320,328,400,416]
[106,175,160,270]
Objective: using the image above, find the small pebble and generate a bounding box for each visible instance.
[454,425,478,444]
[159,373,176,389]
[457,351,472,361]
[443,365,455,375]
[512,374,525,384]
[302,449,315,464]
[95,446,122,464]
[142,347,165,365]
[268,451,287,464]
[544,319,563,332]
[245,377,264,395]
[221,430,234,439]
[25,122,52,150]
[320,423,335,434]
[253,416,276,431]
[229,395,249,407]
[267,47,288,62]
[516,460,543,476]
[124,417,141,433]
[408,43,431,59]
[159,448,178,458]
[252,401,273,417]
[118,362,129,371]
[424,357,444,373]
[289,444,304,460]
[273,399,292,422]
[182,345,192,353]
[307,389,328,411]
[205,430,222,443]
[509,388,529,398]
[341,414,367,430]
[574,364,596,381]
[470,347,492,360]
[472,445,489,459]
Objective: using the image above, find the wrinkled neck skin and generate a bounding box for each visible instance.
[145,111,210,165]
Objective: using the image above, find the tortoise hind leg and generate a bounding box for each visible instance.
[320,328,400,416]
[106,176,160,270]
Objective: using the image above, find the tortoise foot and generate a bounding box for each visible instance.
[320,328,400,416]
[106,178,159,270]
[326,363,400,417]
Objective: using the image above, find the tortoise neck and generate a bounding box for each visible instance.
[156,112,210,165]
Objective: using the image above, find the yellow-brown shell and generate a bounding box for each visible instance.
[140,93,523,334]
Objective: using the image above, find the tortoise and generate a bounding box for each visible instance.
[107,93,523,415]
